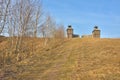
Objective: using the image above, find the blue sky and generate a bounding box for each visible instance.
[42,0,120,38]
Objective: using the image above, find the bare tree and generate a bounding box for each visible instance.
[33,3,43,37]
[2,0,44,62]
[40,15,65,47]
[40,15,57,46]
[54,24,65,39]
[0,0,11,34]
[44,15,56,38]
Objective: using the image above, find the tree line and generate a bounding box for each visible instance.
[0,0,65,38]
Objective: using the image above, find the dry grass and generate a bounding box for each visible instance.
[0,37,120,80]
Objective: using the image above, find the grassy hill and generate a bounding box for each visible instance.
[0,38,120,80]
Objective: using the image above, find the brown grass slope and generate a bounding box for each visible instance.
[0,38,120,80]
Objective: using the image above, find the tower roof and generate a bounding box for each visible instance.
[67,25,73,30]
[94,26,98,29]
[94,26,100,30]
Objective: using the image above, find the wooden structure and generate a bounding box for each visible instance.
[92,26,100,38]
[67,25,73,38]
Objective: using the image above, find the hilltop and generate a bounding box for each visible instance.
[0,38,120,80]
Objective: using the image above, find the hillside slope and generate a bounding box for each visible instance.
[0,38,120,80]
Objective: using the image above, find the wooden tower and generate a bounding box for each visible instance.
[92,26,100,38]
[67,25,73,38]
